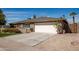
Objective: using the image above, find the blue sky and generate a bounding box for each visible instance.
[1,8,79,23]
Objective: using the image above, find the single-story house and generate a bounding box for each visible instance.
[10,17,71,34]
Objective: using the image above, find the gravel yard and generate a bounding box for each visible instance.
[34,33,79,51]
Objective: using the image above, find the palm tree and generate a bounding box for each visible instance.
[69,12,77,24]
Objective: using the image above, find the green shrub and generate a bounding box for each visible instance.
[0,28,21,33]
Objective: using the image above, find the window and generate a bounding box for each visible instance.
[23,24,30,28]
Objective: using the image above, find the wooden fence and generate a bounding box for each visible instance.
[70,23,77,33]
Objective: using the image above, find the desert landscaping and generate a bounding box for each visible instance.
[0,32,79,51]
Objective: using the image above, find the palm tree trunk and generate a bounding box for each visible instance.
[72,16,76,33]
[73,16,75,24]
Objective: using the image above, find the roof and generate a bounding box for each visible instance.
[10,17,65,24]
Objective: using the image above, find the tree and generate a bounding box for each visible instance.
[10,24,15,28]
[69,12,77,24]
[60,15,66,20]
[33,15,36,19]
[62,15,66,19]
[0,9,6,25]
[0,9,6,32]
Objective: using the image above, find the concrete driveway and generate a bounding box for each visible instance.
[1,33,79,51]
[1,32,53,47]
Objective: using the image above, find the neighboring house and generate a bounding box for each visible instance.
[10,17,71,34]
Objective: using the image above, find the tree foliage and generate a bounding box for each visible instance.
[0,9,6,25]
[70,12,77,16]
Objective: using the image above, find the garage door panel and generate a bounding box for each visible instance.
[35,25,57,34]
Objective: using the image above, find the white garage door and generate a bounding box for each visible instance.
[35,25,57,34]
